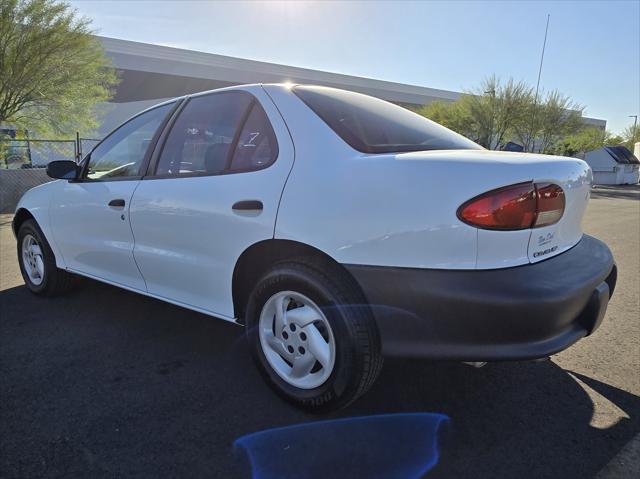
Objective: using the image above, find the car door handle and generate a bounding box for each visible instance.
[108,198,126,208]
[232,200,263,211]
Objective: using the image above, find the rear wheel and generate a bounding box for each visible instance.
[246,259,383,412]
[17,219,74,296]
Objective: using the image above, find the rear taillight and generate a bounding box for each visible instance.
[534,183,565,227]
[457,182,565,231]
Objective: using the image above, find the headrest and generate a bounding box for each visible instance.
[204,143,229,174]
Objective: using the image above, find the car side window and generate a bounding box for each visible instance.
[85,103,174,180]
[228,102,278,172]
[155,92,253,176]
[155,92,277,177]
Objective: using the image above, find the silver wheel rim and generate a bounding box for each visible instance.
[21,234,45,286]
[258,291,336,389]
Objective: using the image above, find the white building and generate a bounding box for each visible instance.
[584,146,640,185]
[97,36,607,137]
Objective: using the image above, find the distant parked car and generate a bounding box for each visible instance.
[1,129,32,169]
[13,84,616,411]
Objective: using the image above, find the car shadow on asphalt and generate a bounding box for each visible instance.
[349,359,640,478]
[1,280,639,479]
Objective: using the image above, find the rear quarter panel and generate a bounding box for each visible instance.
[526,159,592,263]
[267,86,592,270]
[265,85,478,269]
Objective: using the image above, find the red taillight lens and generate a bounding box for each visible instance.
[457,183,536,230]
[457,182,565,230]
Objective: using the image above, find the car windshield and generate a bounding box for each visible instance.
[293,85,482,154]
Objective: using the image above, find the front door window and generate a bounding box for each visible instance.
[86,103,174,180]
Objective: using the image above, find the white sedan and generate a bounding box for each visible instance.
[14,84,616,411]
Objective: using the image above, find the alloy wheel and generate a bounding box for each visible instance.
[258,290,336,389]
[21,234,45,286]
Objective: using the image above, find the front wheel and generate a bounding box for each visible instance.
[17,219,74,296]
[245,259,383,412]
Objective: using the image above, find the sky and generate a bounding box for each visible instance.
[68,0,640,134]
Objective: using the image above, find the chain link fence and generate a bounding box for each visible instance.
[80,138,101,159]
[0,135,101,213]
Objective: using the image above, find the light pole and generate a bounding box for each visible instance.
[629,115,638,142]
[529,14,551,152]
[485,87,496,149]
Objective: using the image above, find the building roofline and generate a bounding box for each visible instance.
[98,35,460,105]
[97,35,606,124]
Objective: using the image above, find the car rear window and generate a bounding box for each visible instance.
[293,85,482,154]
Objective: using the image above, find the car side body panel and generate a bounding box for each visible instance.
[49,178,147,290]
[264,84,479,270]
[129,85,295,319]
[14,180,66,269]
[264,85,592,270]
[13,84,614,365]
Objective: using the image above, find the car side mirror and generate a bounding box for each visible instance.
[46,160,80,180]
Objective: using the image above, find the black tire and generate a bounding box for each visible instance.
[17,219,74,296]
[245,258,383,412]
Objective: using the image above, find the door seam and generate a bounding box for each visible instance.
[127,180,149,291]
[261,85,296,239]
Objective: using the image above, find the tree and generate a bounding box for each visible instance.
[415,100,472,138]
[554,128,624,156]
[555,128,607,156]
[417,76,533,149]
[511,89,584,153]
[535,91,584,153]
[621,124,640,150]
[0,0,118,137]
[464,76,533,149]
[604,134,625,146]
[416,76,588,154]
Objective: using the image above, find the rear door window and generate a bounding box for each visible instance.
[154,91,277,177]
[228,102,278,172]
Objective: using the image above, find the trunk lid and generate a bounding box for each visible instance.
[396,150,592,268]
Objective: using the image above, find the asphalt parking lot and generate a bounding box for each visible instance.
[1,185,639,479]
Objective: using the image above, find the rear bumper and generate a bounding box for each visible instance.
[345,235,616,361]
